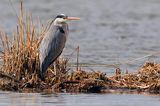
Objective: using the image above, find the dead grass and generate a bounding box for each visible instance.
[108,62,160,94]
[0,1,106,93]
[0,1,69,92]
[0,1,159,94]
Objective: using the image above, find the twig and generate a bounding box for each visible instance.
[8,0,19,20]
[68,51,160,68]
[0,71,19,83]
[76,46,79,71]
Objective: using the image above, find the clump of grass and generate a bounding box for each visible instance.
[107,62,160,94]
[0,1,105,93]
[0,2,42,81]
[0,1,69,91]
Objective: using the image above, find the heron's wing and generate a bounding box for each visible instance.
[39,25,67,74]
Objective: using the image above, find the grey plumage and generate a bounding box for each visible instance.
[39,14,79,80]
[39,21,68,79]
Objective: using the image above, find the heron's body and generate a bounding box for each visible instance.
[39,23,68,79]
[39,14,79,80]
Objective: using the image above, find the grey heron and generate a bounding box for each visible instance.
[39,14,80,80]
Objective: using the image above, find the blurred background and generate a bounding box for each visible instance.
[0,1,160,106]
[1,0,160,74]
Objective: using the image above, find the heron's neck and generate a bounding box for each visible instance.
[52,21,69,34]
[53,19,67,27]
[53,21,62,26]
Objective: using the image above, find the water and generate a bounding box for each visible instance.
[0,91,159,106]
[1,0,160,72]
[0,0,160,105]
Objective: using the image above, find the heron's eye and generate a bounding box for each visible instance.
[63,16,68,19]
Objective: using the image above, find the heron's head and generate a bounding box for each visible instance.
[54,14,80,25]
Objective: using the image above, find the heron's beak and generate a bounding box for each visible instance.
[67,17,80,20]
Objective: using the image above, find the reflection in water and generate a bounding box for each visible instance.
[5,92,64,106]
[0,91,159,106]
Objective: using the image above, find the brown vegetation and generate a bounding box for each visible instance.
[0,1,159,94]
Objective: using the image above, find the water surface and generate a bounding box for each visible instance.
[0,0,160,105]
[1,0,160,73]
[0,91,160,106]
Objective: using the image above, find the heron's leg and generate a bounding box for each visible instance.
[54,62,57,76]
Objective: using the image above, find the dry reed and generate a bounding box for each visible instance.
[0,1,106,93]
[0,1,69,92]
[0,1,159,94]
